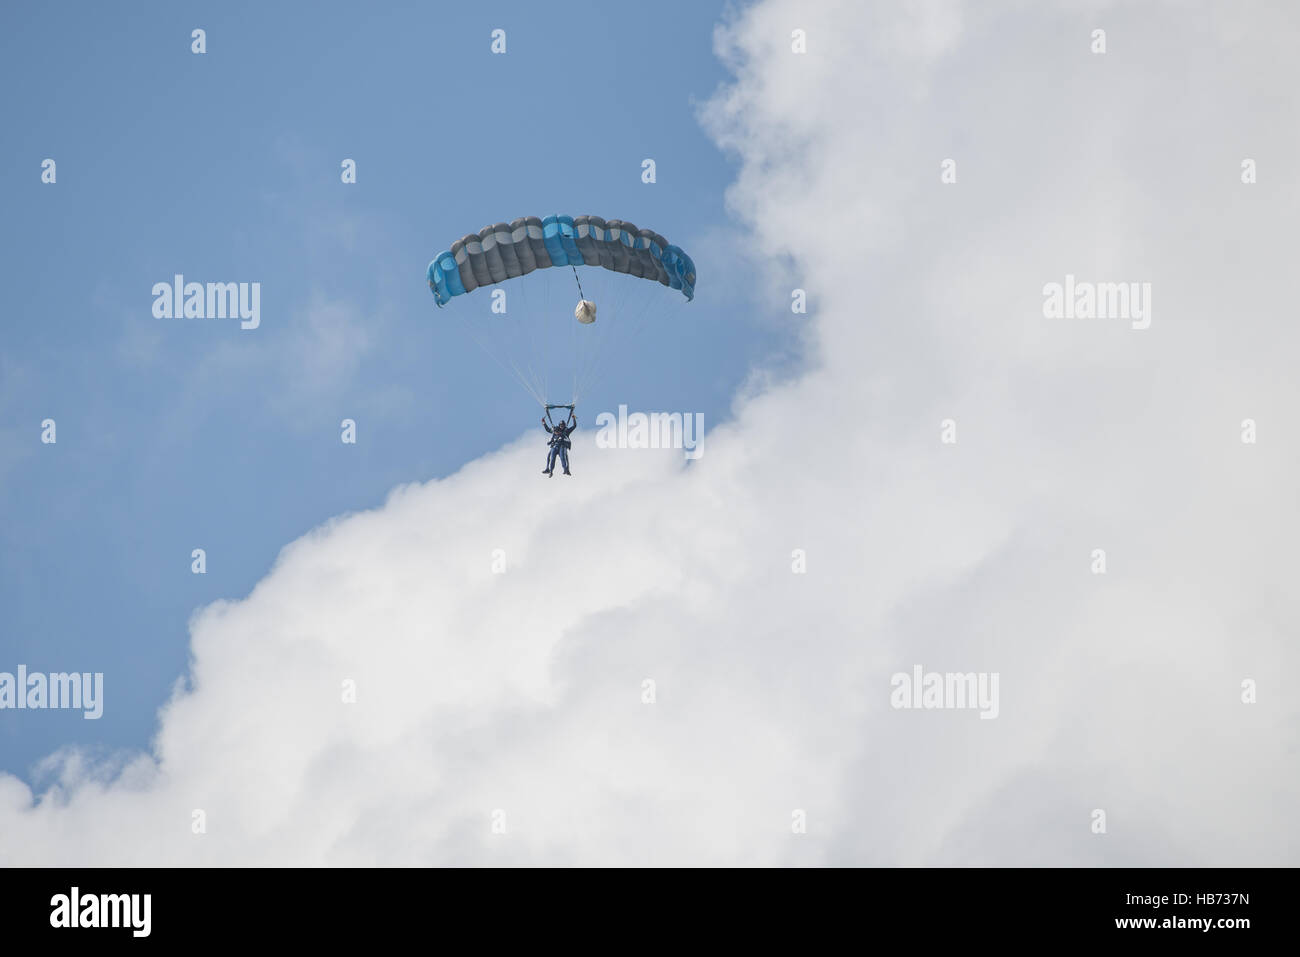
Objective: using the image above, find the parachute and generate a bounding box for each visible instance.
[427,214,695,407]
[428,215,696,306]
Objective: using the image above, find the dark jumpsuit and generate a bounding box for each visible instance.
[543,420,574,473]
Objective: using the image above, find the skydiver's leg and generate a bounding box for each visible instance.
[544,445,557,475]
[560,447,570,475]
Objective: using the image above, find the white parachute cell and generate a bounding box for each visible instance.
[574,299,597,324]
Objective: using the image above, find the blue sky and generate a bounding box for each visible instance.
[0,1,790,781]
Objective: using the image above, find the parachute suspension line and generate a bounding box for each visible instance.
[515,275,548,406]
[570,274,600,406]
[570,278,589,404]
[570,269,605,404]
[568,266,586,403]
[493,271,548,407]
[482,286,545,406]
[456,312,547,407]
[572,271,630,404]
[486,319,547,407]
[543,266,553,404]
[574,279,661,403]
[585,271,634,392]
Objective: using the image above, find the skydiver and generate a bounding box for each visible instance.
[542,411,576,476]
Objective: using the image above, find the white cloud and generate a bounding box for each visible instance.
[2,0,1297,865]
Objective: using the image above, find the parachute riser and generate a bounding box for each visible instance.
[544,403,575,426]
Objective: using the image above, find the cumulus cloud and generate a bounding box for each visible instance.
[3,0,1298,865]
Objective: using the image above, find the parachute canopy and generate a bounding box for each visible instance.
[426,213,696,408]
[427,214,696,306]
